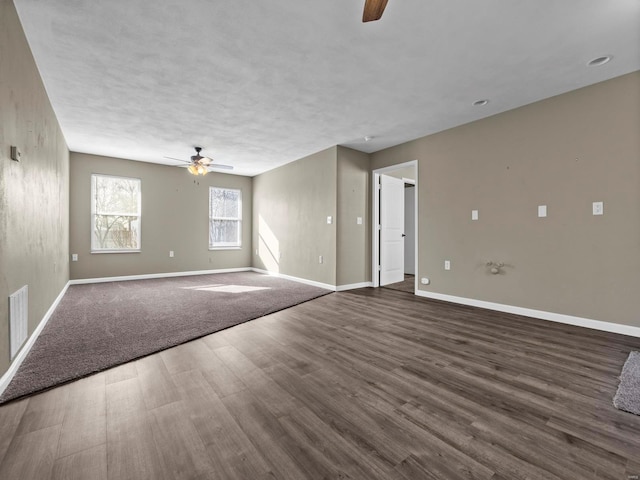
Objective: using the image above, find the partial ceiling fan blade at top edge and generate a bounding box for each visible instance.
[208,164,233,170]
[163,156,190,164]
[363,0,388,22]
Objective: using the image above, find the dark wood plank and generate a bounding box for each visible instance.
[52,444,107,480]
[135,353,181,411]
[221,388,308,480]
[171,369,273,478]
[56,374,106,459]
[14,386,69,436]
[105,377,170,480]
[0,424,60,479]
[1,286,640,479]
[148,401,216,479]
[0,397,28,465]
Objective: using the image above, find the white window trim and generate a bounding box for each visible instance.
[209,187,242,250]
[91,173,142,253]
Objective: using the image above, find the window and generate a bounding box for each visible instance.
[209,187,242,249]
[91,174,141,252]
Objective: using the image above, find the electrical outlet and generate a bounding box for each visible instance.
[421,277,430,285]
[169,250,174,258]
[357,216,363,225]
[327,216,333,224]
[471,210,478,221]
[319,255,323,264]
[444,260,451,270]
[71,254,78,262]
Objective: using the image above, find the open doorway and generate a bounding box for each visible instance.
[372,161,418,294]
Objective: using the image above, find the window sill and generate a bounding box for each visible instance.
[91,250,141,254]
[209,246,242,251]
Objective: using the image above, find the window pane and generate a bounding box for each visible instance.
[93,215,140,249]
[95,176,140,215]
[210,188,239,218]
[209,220,240,247]
[91,174,141,251]
[209,187,242,249]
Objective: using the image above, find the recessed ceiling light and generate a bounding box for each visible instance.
[587,55,612,67]
[473,99,489,106]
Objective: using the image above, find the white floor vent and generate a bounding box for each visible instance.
[9,285,28,360]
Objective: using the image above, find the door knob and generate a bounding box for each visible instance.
[401,233,406,237]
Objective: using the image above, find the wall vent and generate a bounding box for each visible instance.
[9,285,28,360]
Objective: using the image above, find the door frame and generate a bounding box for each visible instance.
[372,160,418,290]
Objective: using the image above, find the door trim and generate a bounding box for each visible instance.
[372,160,418,290]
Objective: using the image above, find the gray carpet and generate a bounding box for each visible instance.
[0,271,331,404]
[613,351,640,415]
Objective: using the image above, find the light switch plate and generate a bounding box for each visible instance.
[538,205,547,217]
[357,216,363,225]
[444,260,451,271]
[327,216,332,224]
[471,210,479,221]
[592,201,604,215]
[71,254,78,262]
[169,250,174,258]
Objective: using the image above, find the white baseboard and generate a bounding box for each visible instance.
[415,289,640,338]
[251,268,335,291]
[0,281,71,397]
[69,267,252,285]
[336,282,373,291]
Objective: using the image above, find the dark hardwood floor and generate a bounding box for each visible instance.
[1,287,640,479]
[382,274,415,294]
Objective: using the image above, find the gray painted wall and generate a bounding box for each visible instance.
[70,153,252,279]
[336,146,370,286]
[372,72,640,328]
[252,147,338,286]
[404,186,415,275]
[0,0,70,376]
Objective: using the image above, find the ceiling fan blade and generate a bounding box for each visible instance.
[163,156,190,164]
[165,154,232,170]
[208,164,234,171]
[363,0,388,22]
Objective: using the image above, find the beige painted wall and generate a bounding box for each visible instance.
[252,147,337,286]
[337,146,371,286]
[0,0,70,376]
[371,72,640,327]
[385,166,416,182]
[70,153,252,279]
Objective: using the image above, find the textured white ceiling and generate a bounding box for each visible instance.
[13,0,640,176]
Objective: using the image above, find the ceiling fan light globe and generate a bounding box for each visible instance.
[187,165,198,175]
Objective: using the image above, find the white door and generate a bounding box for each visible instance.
[380,174,405,285]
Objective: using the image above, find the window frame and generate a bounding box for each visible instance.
[209,186,242,250]
[90,173,142,254]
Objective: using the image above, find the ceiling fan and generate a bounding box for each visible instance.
[362,0,389,22]
[164,147,233,176]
